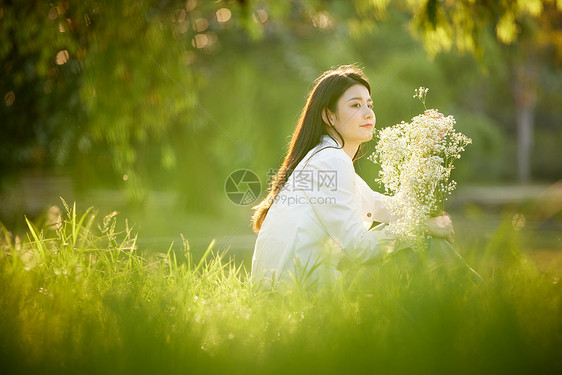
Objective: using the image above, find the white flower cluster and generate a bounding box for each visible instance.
[369,87,472,248]
[413,86,429,104]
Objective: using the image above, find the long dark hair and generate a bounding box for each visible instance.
[251,64,371,233]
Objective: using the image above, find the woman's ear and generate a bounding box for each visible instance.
[322,108,334,125]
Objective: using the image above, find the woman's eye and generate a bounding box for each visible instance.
[351,102,373,109]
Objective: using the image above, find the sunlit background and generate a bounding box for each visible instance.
[1,0,561,271]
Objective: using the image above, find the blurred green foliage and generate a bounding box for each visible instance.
[1,0,561,217]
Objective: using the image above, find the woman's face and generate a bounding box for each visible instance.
[324,84,375,146]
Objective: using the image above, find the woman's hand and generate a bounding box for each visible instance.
[428,215,455,244]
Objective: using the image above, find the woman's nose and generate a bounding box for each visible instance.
[367,109,376,125]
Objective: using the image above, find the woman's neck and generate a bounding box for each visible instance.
[343,143,359,160]
[327,133,358,160]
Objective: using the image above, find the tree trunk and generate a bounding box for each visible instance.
[511,58,538,183]
[516,102,534,182]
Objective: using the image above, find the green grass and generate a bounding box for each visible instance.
[1,201,561,374]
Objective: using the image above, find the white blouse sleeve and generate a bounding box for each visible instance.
[300,149,403,265]
[355,174,398,223]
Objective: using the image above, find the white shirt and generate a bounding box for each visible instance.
[251,135,402,289]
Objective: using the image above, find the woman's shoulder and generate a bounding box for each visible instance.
[315,144,350,160]
[300,146,351,172]
[305,136,352,165]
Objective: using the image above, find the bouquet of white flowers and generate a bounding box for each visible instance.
[369,87,472,248]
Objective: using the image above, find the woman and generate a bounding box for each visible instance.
[250,64,454,289]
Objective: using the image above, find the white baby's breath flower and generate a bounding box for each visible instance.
[370,88,471,249]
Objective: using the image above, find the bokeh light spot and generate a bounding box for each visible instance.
[312,11,334,31]
[206,31,218,47]
[186,0,197,12]
[48,7,59,20]
[512,213,526,231]
[174,9,187,23]
[192,34,208,49]
[56,50,70,65]
[216,8,231,23]
[4,91,15,106]
[252,9,268,24]
[195,18,209,32]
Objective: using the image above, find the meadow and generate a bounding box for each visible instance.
[1,200,560,374]
[2,2,561,373]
